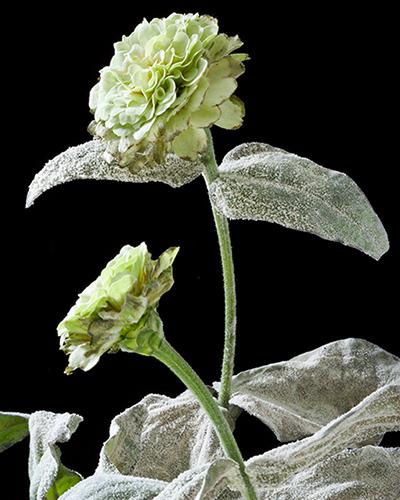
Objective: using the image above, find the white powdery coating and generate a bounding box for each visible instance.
[258,446,400,499]
[28,411,83,500]
[59,473,166,500]
[98,390,240,483]
[57,338,399,499]
[247,382,400,493]
[26,140,204,207]
[209,142,389,260]
[155,459,242,500]
[214,338,400,442]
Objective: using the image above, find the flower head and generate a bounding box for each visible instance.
[58,243,178,374]
[89,13,247,166]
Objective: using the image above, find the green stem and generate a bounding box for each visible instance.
[202,129,237,408]
[153,339,257,500]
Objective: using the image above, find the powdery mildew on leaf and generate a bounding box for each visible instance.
[55,339,399,499]
[0,411,29,452]
[98,390,240,482]
[28,411,83,500]
[258,446,400,499]
[26,140,203,207]
[59,473,166,500]
[214,338,400,442]
[154,459,242,500]
[246,382,400,495]
[209,142,389,259]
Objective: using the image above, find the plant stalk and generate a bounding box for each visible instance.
[202,129,237,408]
[153,339,257,500]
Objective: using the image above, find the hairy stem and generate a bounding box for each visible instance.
[202,129,237,408]
[153,339,257,500]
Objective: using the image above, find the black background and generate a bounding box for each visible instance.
[2,1,399,496]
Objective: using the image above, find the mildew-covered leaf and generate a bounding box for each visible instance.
[255,446,400,500]
[154,459,242,500]
[56,340,399,500]
[214,338,400,442]
[29,411,83,500]
[59,462,241,500]
[98,390,240,483]
[247,382,400,495]
[209,142,389,259]
[0,411,29,452]
[26,140,203,207]
[59,473,166,500]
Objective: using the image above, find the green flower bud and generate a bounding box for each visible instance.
[89,13,248,166]
[58,243,179,374]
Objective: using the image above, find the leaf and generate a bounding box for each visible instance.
[26,140,203,207]
[214,338,400,442]
[59,473,166,500]
[209,142,389,259]
[45,466,82,500]
[254,446,400,499]
[61,340,399,499]
[28,411,83,500]
[0,411,29,452]
[98,390,240,482]
[59,462,241,500]
[246,382,400,498]
[154,459,242,500]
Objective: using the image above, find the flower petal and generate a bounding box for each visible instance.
[215,96,245,130]
[190,105,221,128]
[172,127,208,160]
[203,77,237,107]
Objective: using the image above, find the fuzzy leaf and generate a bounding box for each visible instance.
[59,473,166,500]
[29,411,83,500]
[0,411,29,452]
[247,382,400,498]
[62,340,400,499]
[154,459,242,500]
[214,338,400,442]
[209,142,389,259]
[26,140,203,207]
[254,446,400,499]
[98,390,240,482]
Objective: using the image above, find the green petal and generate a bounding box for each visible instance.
[207,57,245,81]
[190,105,221,128]
[231,53,250,62]
[215,96,245,130]
[172,128,208,160]
[57,243,178,373]
[207,34,242,61]
[87,13,248,166]
[203,77,237,107]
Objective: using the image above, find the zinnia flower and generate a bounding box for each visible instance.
[89,13,248,166]
[58,243,178,373]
